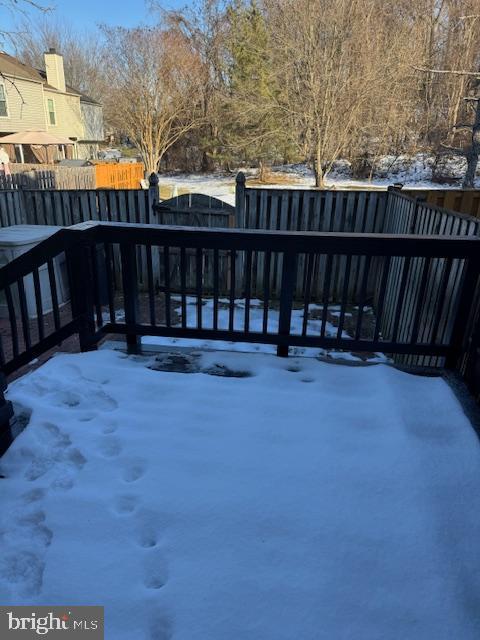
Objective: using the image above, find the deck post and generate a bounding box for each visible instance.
[446,255,480,370]
[235,173,247,294]
[120,243,141,353]
[66,241,97,352]
[460,302,480,396]
[277,251,297,357]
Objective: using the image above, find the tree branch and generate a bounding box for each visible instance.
[412,66,480,77]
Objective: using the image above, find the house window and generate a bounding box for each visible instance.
[47,98,56,125]
[0,84,8,117]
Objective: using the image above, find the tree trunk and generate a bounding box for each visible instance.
[201,150,214,172]
[142,150,157,177]
[463,98,480,189]
[258,160,268,182]
[314,146,325,188]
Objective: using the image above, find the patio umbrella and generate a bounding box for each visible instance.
[0,131,73,145]
[0,131,74,163]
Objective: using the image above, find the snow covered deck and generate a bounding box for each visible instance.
[1,348,480,639]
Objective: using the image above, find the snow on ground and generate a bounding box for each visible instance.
[161,173,237,205]
[161,154,476,204]
[1,347,480,639]
[142,296,388,363]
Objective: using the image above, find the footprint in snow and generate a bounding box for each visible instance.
[41,422,72,447]
[21,488,46,504]
[77,412,97,423]
[135,525,158,549]
[52,390,82,408]
[0,551,46,597]
[97,436,122,458]
[133,509,163,549]
[143,552,168,590]
[101,419,118,434]
[89,390,118,411]
[20,422,86,493]
[148,612,174,640]
[113,495,139,515]
[121,458,147,483]
[0,501,53,598]
[24,446,86,483]
[50,475,75,491]
[14,510,53,547]
[51,387,117,412]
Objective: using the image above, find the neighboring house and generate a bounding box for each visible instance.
[0,49,104,161]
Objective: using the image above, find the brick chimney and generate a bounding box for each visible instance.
[44,48,66,93]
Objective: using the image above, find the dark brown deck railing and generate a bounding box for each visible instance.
[0,222,479,378]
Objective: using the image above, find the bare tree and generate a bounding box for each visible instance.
[265,0,418,186]
[14,18,107,101]
[0,0,51,47]
[102,26,204,175]
[0,0,51,108]
[414,9,480,188]
[5,0,480,180]
[162,0,230,171]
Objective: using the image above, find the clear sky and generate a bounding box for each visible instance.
[1,0,184,38]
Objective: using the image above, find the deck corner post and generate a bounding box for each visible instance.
[66,240,97,352]
[277,251,297,358]
[445,255,480,371]
[0,372,14,457]
[120,243,141,353]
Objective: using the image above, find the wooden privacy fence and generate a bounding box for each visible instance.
[236,176,390,233]
[0,162,145,191]
[236,174,480,232]
[404,188,480,219]
[94,163,144,189]
[0,222,479,378]
[0,185,159,228]
[0,165,96,190]
[0,190,24,226]
[2,176,480,307]
[154,193,235,228]
[379,189,480,367]
[234,177,480,306]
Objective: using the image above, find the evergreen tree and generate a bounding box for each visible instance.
[223,0,285,176]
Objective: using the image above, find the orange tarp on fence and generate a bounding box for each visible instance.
[94,163,145,190]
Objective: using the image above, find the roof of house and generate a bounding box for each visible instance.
[0,52,101,105]
[0,51,46,85]
[72,89,102,107]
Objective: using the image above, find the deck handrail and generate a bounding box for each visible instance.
[0,222,478,378]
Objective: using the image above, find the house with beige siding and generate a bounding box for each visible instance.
[0,49,104,162]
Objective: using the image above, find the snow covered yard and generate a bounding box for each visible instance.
[1,348,480,639]
[160,155,478,205]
